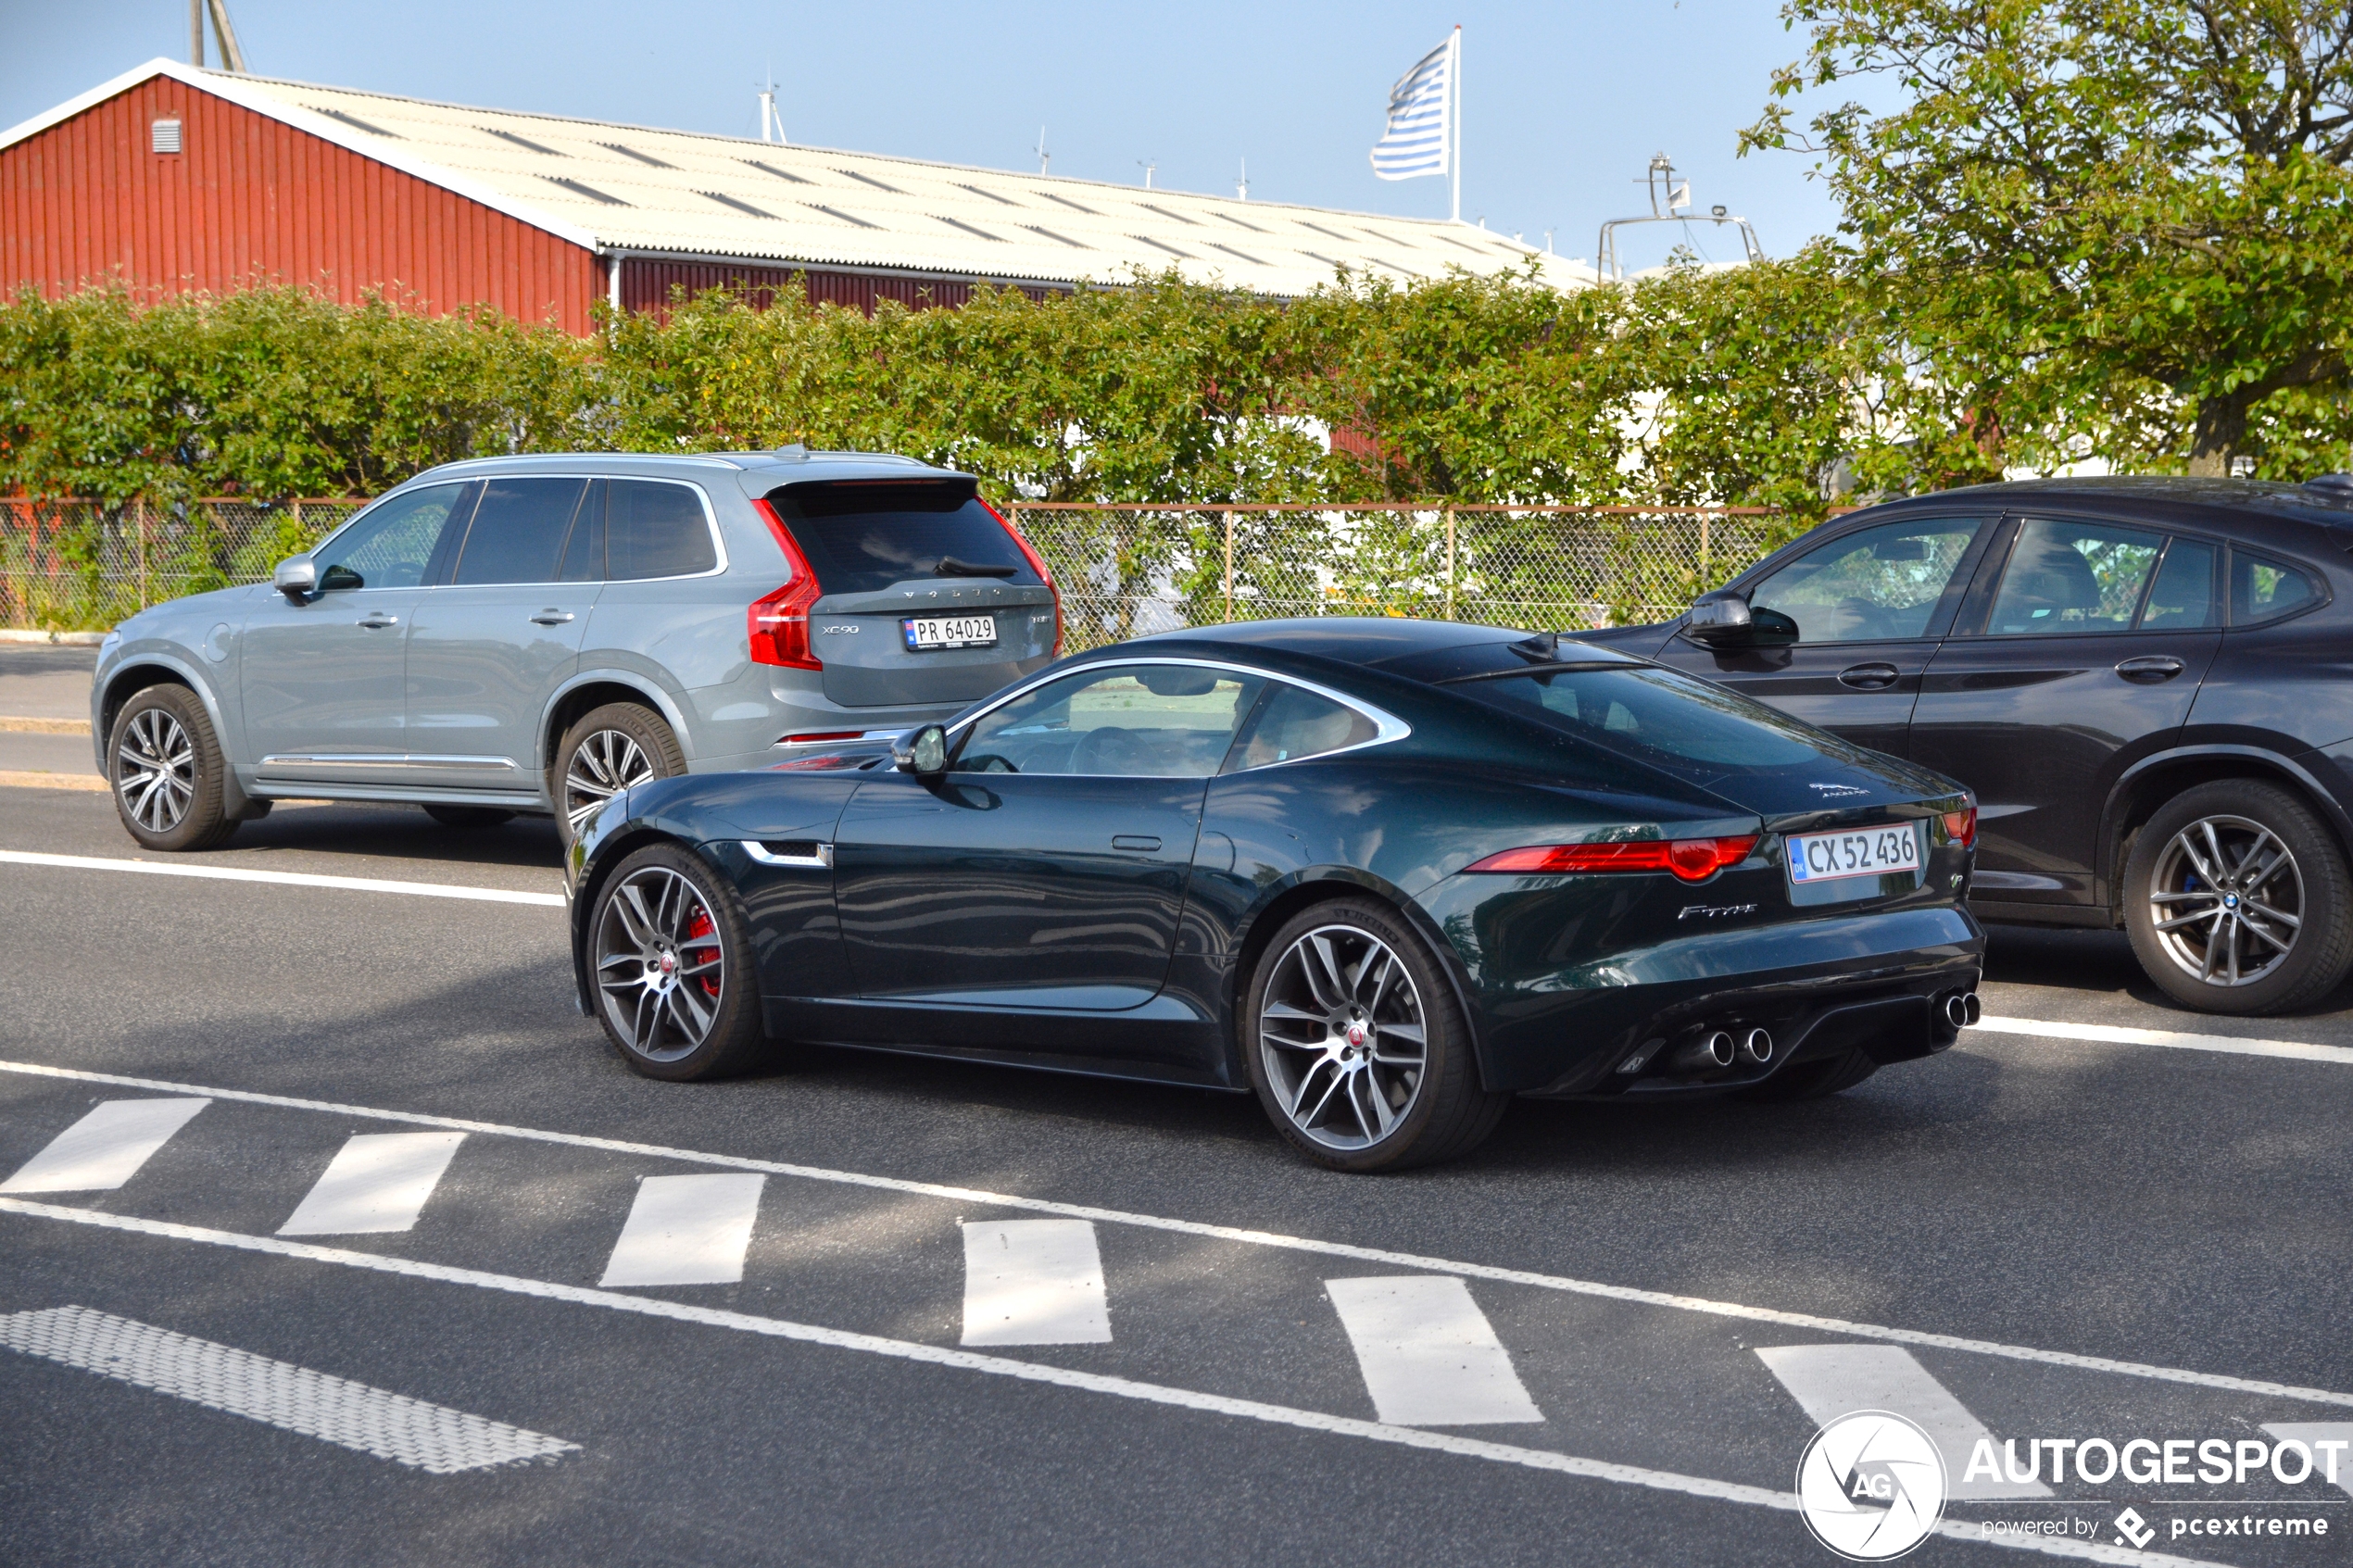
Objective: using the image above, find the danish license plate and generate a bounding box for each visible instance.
[1786,822,1922,884]
[902,614,996,651]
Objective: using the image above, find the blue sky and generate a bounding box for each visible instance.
[4,1,1848,273]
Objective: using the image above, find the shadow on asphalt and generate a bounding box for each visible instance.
[190,802,564,872]
[1979,920,2353,1019]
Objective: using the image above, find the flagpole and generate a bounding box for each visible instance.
[1449,26,1462,223]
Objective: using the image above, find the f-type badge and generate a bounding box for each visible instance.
[1678,902,1759,922]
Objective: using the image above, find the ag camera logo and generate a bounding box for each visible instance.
[1796,1411,1947,1561]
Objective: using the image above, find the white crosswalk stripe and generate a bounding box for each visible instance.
[961,1219,1113,1346]
[278,1132,466,1236]
[0,1098,209,1193]
[1325,1275,1541,1426]
[0,1304,577,1473]
[1756,1343,2051,1499]
[598,1173,766,1287]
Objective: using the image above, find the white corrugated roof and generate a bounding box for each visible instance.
[6,60,1594,299]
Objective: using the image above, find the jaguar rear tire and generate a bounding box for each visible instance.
[1241,898,1506,1172]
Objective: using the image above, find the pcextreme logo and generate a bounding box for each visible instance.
[1795,1411,1947,1561]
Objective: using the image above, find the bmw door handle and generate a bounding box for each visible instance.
[529,609,576,626]
[1836,662,1901,691]
[1112,835,1163,852]
[356,612,398,630]
[2115,656,2184,684]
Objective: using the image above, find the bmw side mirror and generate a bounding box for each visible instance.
[273,556,318,603]
[893,723,948,776]
[1683,592,1798,649]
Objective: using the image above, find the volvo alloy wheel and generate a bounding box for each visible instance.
[2145,813,2305,987]
[115,706,196,834]
[1256,922,1429,1150]
[565,727,656,839]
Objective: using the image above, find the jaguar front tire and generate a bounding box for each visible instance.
[1241,898,1506,1172]
[587,844,766,1081]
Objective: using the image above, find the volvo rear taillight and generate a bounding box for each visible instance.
[749,498,823,670]
[983,498,1063,657]
[1465,836,1759,882]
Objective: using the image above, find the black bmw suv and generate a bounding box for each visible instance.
[1586,476,2353,1015]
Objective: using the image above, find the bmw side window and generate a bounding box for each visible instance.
[952,665,1263,777]
[315,483,473,591]
[2229,549,2321,626]
[1745,520,1984,643]
[2135,538,2218,630]
[1225,684,1378,771]
[607,480,718,581]
[447,478,588,585]
[1982,517,2162,634]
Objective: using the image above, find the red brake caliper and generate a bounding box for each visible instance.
[685,908,721,997]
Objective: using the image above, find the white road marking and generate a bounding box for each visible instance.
[2262,1424,2353,1499]
[1326,1276,1542,1427]
[0,1199,2214,1565]
[0,849,564,908]
[1976,1014,2353,1065]
[3,1058,2346,1413]
[598,1173,766,1288]
[961,1219,1113,1346]
[0,1098,209,1193]
[278,1132,466,1236]
[1757,1344,2050,1500]
[0,1304,576,1473]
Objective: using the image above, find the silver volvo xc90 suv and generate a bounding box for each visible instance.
[91,448,1063,850]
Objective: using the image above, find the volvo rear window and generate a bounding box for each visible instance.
[1452,666,1851,775]
[767,480,1036,595]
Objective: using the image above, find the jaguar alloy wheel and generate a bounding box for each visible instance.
[593,864,727,1063]
[1256,922,1431,1151]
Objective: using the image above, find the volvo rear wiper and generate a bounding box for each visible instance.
[936,556,1017,578]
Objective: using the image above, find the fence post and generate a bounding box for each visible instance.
[1443,505,1457,621]
[136,496,149,610]
[1700,511,1711,583]
[1223,509,1234,623]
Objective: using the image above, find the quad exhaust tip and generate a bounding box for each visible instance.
[1673,1030,1739,1073]
[1944,991,1982,1029]
[1741,1027,1774,1064]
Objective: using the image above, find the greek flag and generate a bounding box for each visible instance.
[1369,33,1454,181]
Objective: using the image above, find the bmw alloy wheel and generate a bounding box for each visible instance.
[1257,923,1429,1150]
[565,728,655,839]
[593,865,726,1061]
[115,707,196,834]
[2145,814,2304,987]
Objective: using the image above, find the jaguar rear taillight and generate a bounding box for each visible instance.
[983,498,1063,658]
[1942,807,1977,847]
[749,498,822,670]
[1465,835,1759,882]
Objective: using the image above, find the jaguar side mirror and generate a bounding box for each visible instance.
[893,723,948,776]
[1683,591,1799,649]
[272,556,318,603]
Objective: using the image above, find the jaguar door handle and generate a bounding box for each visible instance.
[356,612,399,630]
[2115,656,2184,684]
[1112,834,1163,852]
[1836,662,1901,690]
[529,609,576,626]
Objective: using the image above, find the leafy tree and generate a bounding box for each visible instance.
[1745,0,2353,476]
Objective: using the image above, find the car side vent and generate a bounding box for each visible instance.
[762,840,820,859]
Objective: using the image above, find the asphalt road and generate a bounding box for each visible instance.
[3,781,2350,1567]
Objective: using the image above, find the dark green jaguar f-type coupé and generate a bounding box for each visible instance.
[567,619,1982,1170]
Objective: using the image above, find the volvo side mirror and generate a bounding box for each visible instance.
[893,723,948,776]
[272,556,318,602]
[1683,592,1799,649]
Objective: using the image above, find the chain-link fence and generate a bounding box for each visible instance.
[1,496,1782,642]
[0,498,364,632]
[1005,504,1783,652]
